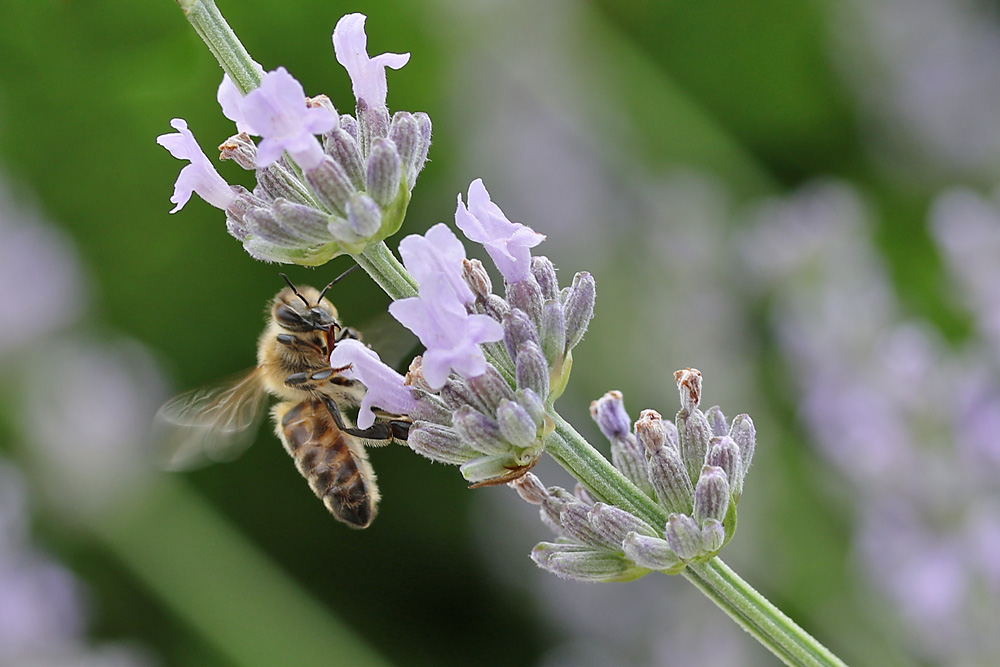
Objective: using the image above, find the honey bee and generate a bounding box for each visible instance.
[155,273,410,528]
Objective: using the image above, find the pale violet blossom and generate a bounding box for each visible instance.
[455,178,545,283]
[398,223,474,305]
[156,118,236,213]
[333,13,410,110]
[389,273,503,389]
[240,67,337,170]
[217,74,255,135]
[329,339,416,428]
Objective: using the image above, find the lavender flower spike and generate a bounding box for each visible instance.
[455,179,545,283]
[157,118,237,213]
[240,67,338,171]
[390,274,504,389]
[329,339,417,428]
[333,13,410,110]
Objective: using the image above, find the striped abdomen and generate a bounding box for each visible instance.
[273,399,380,528]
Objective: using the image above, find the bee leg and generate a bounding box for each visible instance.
[276,334,315,353]
[321,397,410,443]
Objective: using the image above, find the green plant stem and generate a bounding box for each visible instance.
[354,241,418,300]
[177,0,261,94]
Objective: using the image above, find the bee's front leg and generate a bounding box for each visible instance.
[321,397,410,443]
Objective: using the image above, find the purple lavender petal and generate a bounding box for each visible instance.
[389,275,503,388]
[398,223,474,304]
[156,118,236,212]
[217,74,256,135]
[333,13,410,110]
[239,68,337,171]
[329,339,416,428]
[455,178,545,283]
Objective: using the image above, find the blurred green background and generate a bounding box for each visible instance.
[1,0,996,665]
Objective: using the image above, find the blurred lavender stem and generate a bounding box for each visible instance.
[174,3,848,666]
[95,477,389,667]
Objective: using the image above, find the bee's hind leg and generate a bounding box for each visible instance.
[321,397,410,443]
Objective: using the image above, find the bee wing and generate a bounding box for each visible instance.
[153,368,270,471]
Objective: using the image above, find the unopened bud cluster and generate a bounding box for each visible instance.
[405,256,596,485]
[222,99,431,265]
[518,369,756,582]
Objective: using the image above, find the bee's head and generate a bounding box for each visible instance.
[273,274,340,333]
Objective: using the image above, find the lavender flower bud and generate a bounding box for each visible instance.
[497,399,537,449]
[344,192,381,237]
[705,405,728,437]
[665,513,702,561]
[677,407,712,485]
[271,199,333,244]
[408,393,452,425]
[502,309,540,362]
[561,502,617,549]
[729,413,756,474]
[357,98,390,155]
[588,503,659,545]
[452,406,508,455]
[506,276,544,328]
[646,440,695,515]
[674,368,703,412]
[257,162,314,206]
[339,114,358,141]
[410,112,432,181]
[466,364,515,416]
[244,207,299,247]
[562,271,595,353]
[462,258,492,301]
[701,519,725,553]
[365,137,402,208]
[623,532,682,571]
[531,543,637,582]
[508,472,548,505]
[591,391,631,442]
[515,388,547,429]
[408,421,479,464]
[541,487,575,528]
[219,132,257,170]
[483,294,510,323]
[539,299,566,368]
[635,409,668,453]
[693,465,730,525]
[531,256,559,300]
[305,156,354,216]
[323,127,365,190]
[389,112,420,186]
[706,436,743,497]
[440,375,489,414]
[515,341,549,398]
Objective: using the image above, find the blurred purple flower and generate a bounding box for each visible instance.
[333,13,410,110]
[398,223,474,305]
[239,67,337,171]
[329,339,416,428]
[389,273,503,389]
[455,178,545,283]
[157,118,237,213]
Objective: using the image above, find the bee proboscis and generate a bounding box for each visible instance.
[154,274,410,528]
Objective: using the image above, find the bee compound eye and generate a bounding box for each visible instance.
[275,304,306,328]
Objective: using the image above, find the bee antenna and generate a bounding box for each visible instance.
[279,273,312,309]
[317,264,360,302]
